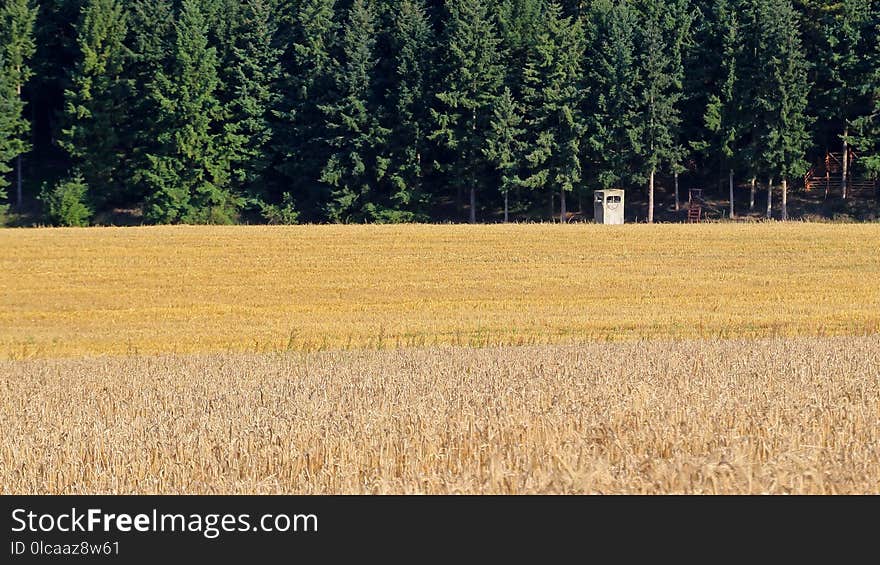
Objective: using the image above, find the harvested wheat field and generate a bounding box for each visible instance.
[1,223,879,359]
[2,336,879,494]
[2,224,879,494]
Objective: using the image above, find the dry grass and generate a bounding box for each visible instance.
[1,224,879,359]
[2,336,879,494]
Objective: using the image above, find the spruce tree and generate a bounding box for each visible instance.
[633,0,692,223]
[386,0,435,221]
[144,0,233,224]
[485,87,525,222]
[274,0,337,221]
[698,0,741,217]
[852,6,880,177]
[430,0,504,223]
[757,0,812,220]
[585,0,640,192]
[220,0,282,202]
[521,1,585,222]
[60,0,130,210]
[0,0,37,209]
[126,0,175,204]
[0,55,17,214]
[319,0,390,222]
[820,0,875,198]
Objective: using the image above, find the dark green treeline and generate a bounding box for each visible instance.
[1,0,879,225]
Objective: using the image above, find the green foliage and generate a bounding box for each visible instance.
[385,0,435,218]
[41,173,93,227]
[430,0,504,222]
[220,0,282,200]
[60,0,130,209]
[144,0,235,224]
[259,192,300,225]
[0,0,37,205]
[521,2,585,206]
[319,0,391,223]
[757,0,812,181]
[585,0,640,189]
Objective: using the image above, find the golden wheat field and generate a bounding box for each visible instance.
[2,337,879,494]
[2,224,880,494]
[1,223,879,359]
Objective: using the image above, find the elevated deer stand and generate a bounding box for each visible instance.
[688,189,703,223]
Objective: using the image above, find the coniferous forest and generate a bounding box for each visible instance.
[1,0,879,226]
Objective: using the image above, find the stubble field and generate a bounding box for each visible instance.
[1,224,879,494]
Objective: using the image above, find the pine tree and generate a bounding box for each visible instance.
[852,4,880,178]
[60,0,130,210]
[634,0,692,223]
[319,0,390,222]
[485,87,525,222]
[757,0,811,220]
[126,0,175,204]
[144,0,233,224]
[0,55,17,214]
[820,0,875,198]
[497,0,544,93]
[430,0,504,223]
[585,0,640,192]
[274,0,337,221]
[220,0,282,202]
[697,0,741,217]
[0,0,37,209]
[521,1,585,222]
[385,0,435,221]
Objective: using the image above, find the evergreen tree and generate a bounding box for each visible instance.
[0,55,17,214]
[485,87,525,222]
[319,0,390,222]
[385,0,435,221]
[820,0,875,198]
[126,0,175,204]
[430,0,504,223]
[144,0,233,224]
[0,0,37,209]
[497,0,544,94]
[757,0,811,220]
[696,0,741,217]
[852,4,880,177]
[274,0,337,221]
[220,0,282,202]
[521,1,585,222]
[585,0,640,192]
[60,0,130,210]
[633,0,692,223]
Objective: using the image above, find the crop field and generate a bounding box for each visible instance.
[1,224,879,494]
[1,224,879,359]
[2,337,879,494]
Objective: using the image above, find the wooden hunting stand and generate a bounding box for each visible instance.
[688,189,703,223]
[804,150,878,199]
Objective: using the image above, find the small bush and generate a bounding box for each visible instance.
[259,192,300,225]
[42,174,93,227]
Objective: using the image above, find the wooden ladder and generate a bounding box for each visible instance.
[688,204,702,223]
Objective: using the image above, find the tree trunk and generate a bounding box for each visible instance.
[503,192,509,223]
[781,178,788,221]
[559,188,566,223]
[729,169,735,219]
[456,186,462,219]
[766,177,773,219]
[550,192,554,221]
[648,168,655,224]
[749,177,756,211]
[674,171,680,211]
[469,186,476,224]
[842,129,848,200]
